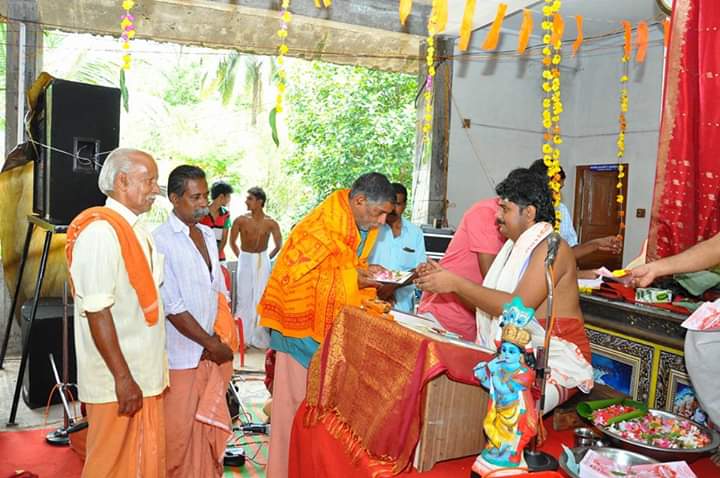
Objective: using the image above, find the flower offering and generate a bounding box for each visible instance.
[607,413,711,449]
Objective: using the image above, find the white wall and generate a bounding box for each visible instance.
[447,28,664,264]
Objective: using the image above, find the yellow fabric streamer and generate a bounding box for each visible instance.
[572,15,584,56]
[314,0,320,7]
[482,3,508,51]
[432,0,448,34]
[550,13,565,47]
[636,20,649,63]
[517,9,533,54]
[399,0,413,26]
[323,0,331,6]
[459,0,478,51]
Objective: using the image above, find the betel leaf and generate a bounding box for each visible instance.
[269,107,279,147]
[119,68,129,113]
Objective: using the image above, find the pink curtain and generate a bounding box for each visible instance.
[648,0,720,259]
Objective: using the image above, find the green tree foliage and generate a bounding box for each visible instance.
[163,60,203,106]
[284,61,417,211]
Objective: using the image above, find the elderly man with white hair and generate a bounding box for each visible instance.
[66,148,169,478]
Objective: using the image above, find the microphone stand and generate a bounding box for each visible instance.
[46,282,85,445]
[524,233,560,471]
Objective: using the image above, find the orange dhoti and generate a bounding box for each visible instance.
[164,360,233,478]
[82,395,165,478]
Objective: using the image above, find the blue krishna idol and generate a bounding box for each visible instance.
[471,297,538,477]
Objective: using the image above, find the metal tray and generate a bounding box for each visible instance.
[559,446,658,478]
[596,408,720,462]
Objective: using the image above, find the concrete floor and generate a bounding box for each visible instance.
[0,348,269,432]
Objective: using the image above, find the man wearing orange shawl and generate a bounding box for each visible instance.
[153,165,237,477]
[259,172,396,478]
[66,148,168,478]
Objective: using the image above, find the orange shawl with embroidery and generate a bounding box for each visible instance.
[258,189,377,342]
[66,206,159,326]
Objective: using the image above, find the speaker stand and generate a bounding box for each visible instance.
[1,215,67,426]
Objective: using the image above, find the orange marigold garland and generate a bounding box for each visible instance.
[275,0,291,114]
[540,0,563,230]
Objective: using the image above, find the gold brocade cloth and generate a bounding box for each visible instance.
[305,306,493,475]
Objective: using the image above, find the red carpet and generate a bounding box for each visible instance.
[0,428,83,477]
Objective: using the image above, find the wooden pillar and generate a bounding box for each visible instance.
[4,0,43,156]
[411,36,453,226]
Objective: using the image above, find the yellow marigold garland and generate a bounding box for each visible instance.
[120,0,136,70]
[422,0,441,146]
[541,0,563,230]
[615,49,630,236]
[275,0,291,113]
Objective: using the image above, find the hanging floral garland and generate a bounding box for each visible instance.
[615,23,631,238]
[421,1,440,146]
[275,0,291,114]
[540,0,563,230]
[120,0,136,70]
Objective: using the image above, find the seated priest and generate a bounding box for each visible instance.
[416,168,593,412]
[368,182,427,313]
[631,231,720,430]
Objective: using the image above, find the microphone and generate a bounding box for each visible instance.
[545,232,561,267]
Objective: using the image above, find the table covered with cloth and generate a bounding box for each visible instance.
[301,306,493,476]
[289,405,719,477]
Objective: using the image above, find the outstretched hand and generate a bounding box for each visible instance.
[593,235,623,254]
[414,260,458,294]
[358,268,382,289]
[629,263,659,288]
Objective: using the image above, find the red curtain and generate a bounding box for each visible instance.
[648,0,720,259]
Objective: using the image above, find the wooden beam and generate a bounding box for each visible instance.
[209,0,431,37]
[5,0,424,73]
[411,37,453,226]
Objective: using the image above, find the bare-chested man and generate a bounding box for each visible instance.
[416,168,593,411]
[229,187,282,348]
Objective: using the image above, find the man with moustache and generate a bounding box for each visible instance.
[153,165,237,477]
[66,148,168,477]
[258,172,395,478]
[369,182,427,312]
[416,168,593,411]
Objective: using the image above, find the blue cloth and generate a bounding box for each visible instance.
[269,331,318,368]
[368,219,427,313]
[358,229,369,257]
[270,227,368,368]
[557,202,578,247]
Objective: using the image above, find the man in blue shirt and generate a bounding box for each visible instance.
[369,183,427,312]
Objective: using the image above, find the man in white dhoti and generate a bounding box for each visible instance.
[416,168,594,412]
[229,187,282,348]
[632,231,720,431]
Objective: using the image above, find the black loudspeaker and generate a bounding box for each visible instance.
[21,298,76,409]
[31,78,121,225]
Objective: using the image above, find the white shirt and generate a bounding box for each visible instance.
[70,197,168,403]
[153,211,228,370]
[557,202,579,247]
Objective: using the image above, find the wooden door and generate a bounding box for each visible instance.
[572,164,628,270]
